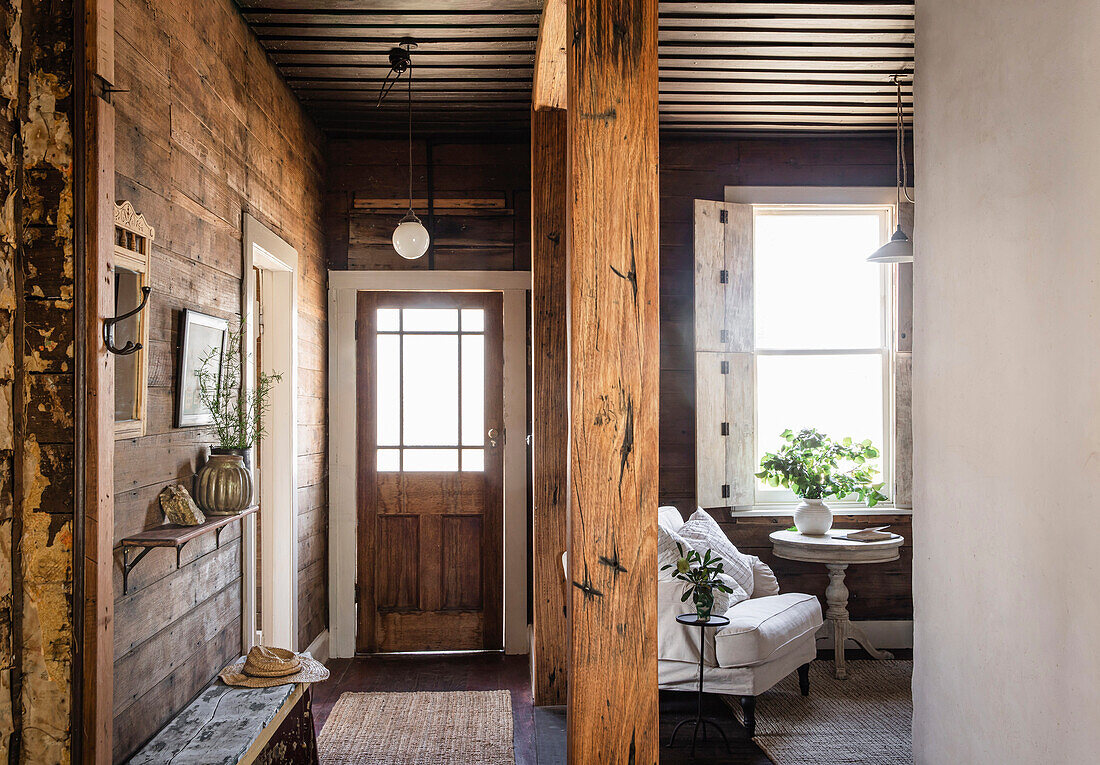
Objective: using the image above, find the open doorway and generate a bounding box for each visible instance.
[242,213,300,652]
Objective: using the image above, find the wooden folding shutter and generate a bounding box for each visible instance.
[694,200,755,509]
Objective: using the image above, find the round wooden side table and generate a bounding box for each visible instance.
[668,613,732,757]
[770,529,904,680]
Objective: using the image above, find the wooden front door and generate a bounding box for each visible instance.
[356,291,504,652]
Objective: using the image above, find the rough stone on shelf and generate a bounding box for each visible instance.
[159,484,206,526]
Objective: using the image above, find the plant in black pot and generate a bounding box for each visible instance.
[194,322,281,516]
[662,544,736,622]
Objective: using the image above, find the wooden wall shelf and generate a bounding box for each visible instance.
[120,506,257,594]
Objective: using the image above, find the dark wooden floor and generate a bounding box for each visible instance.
[312,652,770,764]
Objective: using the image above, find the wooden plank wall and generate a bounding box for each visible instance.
[658,136,912,620]
[111,0,327,759]
[324,139,531,272]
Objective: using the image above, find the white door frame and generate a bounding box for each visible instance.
[242,213,300,652]
[328,269,530,657]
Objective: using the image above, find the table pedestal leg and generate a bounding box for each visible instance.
[824,563,895,679]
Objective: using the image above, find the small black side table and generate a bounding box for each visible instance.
[668,613,732,756]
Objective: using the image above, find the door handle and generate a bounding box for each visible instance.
[488,428,503,448]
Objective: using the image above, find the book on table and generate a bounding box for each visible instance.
[838,526,899,542]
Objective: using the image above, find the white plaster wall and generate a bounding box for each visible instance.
[913,2,1100,762]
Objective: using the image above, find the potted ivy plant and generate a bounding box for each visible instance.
[661,544,735,622]
[756,428,888,536]
[194,322,281,515]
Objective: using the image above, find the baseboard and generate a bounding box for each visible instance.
[815,620,912,651]
[306,629,331,664]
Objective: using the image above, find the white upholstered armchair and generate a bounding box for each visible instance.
[656,506,823,736]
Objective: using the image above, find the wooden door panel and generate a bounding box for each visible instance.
[376,515,419,610]
[356,291,504,653]
[441,515,483,610]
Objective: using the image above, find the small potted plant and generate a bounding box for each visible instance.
[756,428,888,536]
[661,544,735,622]
[194,322,281,515]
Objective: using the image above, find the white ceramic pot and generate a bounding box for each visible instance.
[794,498,833,536]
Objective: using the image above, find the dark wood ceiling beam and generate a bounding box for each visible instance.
[660,16,913,29]
[658,2,914,15]
[659,30,912,43]
[262,38,537,51]
[240,11,541,25]
[237,0,541,8]
[288,80,534,90]
[271,52,535,65]
[253,25,538,39]
[283,66,534,78]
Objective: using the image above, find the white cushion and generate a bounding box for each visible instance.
[658,505,684,532]
[715,593,823,668]
[747,555,781,598]
[657,524,690,582]
[677,508,755,598]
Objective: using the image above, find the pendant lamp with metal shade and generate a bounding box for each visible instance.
[868,75,914,264]
[379,41,430,260]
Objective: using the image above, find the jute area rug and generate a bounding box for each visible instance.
[318,690,514,765]
[729,660,913,765]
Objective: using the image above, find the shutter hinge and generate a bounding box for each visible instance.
[355,318,360,339]
[719,329,729,344]
[720,360,730,375]
[719,269,729,284]
[719,209,729,224]
[354,583,360,605]
[721,484,731,499]
[720,422,730,436]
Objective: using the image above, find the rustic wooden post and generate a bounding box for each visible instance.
[566,0,660,761]
[530,106,569,707]
[80,0,116,760]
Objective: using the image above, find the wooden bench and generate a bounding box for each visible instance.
[127,673,318,765]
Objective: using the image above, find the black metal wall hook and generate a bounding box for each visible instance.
[104,286,151,355]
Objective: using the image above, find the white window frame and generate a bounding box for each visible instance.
[725,187,902,513]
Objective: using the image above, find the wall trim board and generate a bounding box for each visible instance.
[327,269,530,657]
[724,186,899,205]
[242,214,300,653]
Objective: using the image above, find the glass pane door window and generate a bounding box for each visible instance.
[753,206,894,504]
[375,307,486,472]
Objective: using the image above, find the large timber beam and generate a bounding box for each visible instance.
[79,0,116,760]
[565,0,660,761]
[530,107,569,707]
[533,0,566,110]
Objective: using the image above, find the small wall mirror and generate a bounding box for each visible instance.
[114,201,154,439]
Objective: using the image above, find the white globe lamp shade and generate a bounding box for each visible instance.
[392,218,430,260]
[867,225,913,264]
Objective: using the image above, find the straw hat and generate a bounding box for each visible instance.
[219,646,330,688]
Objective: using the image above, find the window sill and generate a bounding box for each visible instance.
[726,505,913,518]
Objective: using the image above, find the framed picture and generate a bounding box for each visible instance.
[176,309,229,427]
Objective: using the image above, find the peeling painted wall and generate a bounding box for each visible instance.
[0,0,76,762]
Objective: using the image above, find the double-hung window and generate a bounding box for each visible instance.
[752,206,894,506]
[693,193,904,510]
